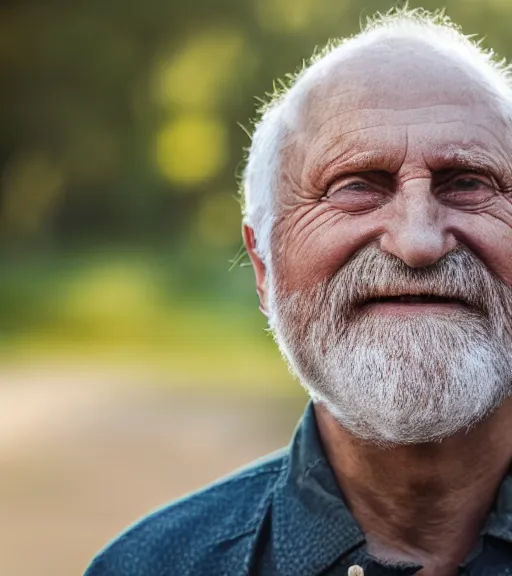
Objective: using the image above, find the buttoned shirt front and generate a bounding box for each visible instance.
[84,402,512,576]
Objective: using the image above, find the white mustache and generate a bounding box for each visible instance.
[326,245,511,319]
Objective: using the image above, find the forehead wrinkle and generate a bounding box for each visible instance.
[303,104,503,136]
[460,122,510,152]
[408,122,510,167]
[289,82,512,193]
[302,118,508,166]
[307,119,508,150]
[312,101,477,117]
[301,63,500,123]
[306,123,391,151]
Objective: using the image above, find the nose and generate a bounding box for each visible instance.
[378,182,457,268]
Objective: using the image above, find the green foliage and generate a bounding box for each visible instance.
[1,0,511,371]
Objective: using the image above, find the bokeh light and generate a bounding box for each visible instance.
[155,113,228,185]
[157,28,248,111]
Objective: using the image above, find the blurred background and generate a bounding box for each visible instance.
[1,0,511,573]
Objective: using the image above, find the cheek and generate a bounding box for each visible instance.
[451,211,512,286]
[272,204,383,292]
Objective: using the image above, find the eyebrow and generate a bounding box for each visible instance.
[424,145,503,174]
[311,148,404,189]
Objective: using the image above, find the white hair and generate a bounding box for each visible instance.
[241,7,512,264]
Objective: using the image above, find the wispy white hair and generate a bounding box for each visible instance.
[241,7,512,264]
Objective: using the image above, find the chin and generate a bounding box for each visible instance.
[280,318,512,447]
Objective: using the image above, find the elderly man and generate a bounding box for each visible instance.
[84,9,512,576]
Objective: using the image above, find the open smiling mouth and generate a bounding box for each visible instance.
[363,295,467,304]
[359,294,471,312]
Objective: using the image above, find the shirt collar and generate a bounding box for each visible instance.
[268,401,512,575]
[269,401,366,576]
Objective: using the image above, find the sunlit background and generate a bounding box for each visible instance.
[1,0,511,574]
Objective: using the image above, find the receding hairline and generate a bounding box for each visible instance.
[253,8,511,123]
[272,21,512,139]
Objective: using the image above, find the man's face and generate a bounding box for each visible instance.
[258,39,512,444]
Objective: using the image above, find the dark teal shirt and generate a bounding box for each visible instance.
[84,402,512,575]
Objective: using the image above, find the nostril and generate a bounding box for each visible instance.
[379,226,457,269]
[393,240,446,268]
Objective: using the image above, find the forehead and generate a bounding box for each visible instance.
[290,38,510,173]
[302,38,500,122]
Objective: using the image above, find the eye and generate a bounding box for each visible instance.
[436,172,496,208]
[323,172,392,214]
[450,177,486,191]
[342,180,373,191]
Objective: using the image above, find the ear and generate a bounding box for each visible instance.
[242,223,269,317]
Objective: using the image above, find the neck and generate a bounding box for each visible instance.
[315,399,512,576]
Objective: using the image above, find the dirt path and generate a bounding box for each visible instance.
[0,364,305,576]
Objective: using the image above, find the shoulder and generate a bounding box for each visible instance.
[83,449,287,576]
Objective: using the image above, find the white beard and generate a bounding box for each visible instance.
[268,247,512,446]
